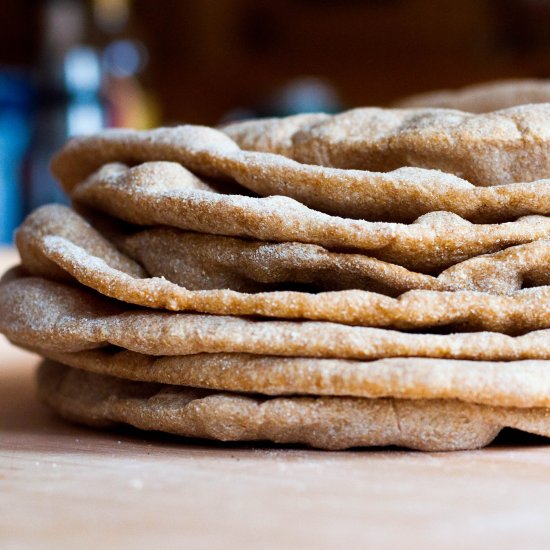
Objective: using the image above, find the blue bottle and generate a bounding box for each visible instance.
[0,70,32,243]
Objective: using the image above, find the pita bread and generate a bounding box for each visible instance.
[15,207,550,331]
[394,79,550,113]
[21,206,550,298]
[118,226,550,296]
[2,276,550,359]
[223,104,550,185]
[50,122,550,223]
[38,347,550,408]
[37,361,550,451]
[70,163,550,272]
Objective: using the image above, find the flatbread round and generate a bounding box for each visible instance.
[224,104,550,185]
[39,347,550,408]
[15,206,550,332]
[38,361,550,451]
[50,120,550,223]
[2,276,550,360]
[394,79,550,113]
[71,162,550,272]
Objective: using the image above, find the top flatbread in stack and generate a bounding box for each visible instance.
[222,104,550,185]
[3,101,550,451]
[393,79,550,113]
[51,109,550,222]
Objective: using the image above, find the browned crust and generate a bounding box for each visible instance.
[394,79,550,113]
[2,277,550,360]
[37,361,550,451]
[37,347,550,408]
[50,120,550,223]
[70,163,550,272]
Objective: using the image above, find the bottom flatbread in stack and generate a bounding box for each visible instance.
[36,361,550,452]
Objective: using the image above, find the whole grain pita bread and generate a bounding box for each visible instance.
[394,79,550,113]
[2,277,550,359]
[37,361,550,451]
[21,206,550,298]
[16,204,146,284]
[16,207,550,331]
[220,113,331,157]
[223,104,550,185]
[17,204,433,296]
[118,225,550,296]
[39,347,550,408]
[51,122,550,223]
[119,227,436,295]
[71,163,550,272]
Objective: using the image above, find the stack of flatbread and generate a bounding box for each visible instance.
[2,80,550,451]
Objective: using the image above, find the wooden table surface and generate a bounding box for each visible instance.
[3,247,550,549]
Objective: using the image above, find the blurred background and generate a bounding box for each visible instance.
[1,0,550,242]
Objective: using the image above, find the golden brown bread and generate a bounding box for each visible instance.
[69,163,550,272]
[2,276,550,359]
[224,104,550,185]
[36,347,550,408]
[38,361,550,451]
[50,122,550,223]
[394,79,550,113]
